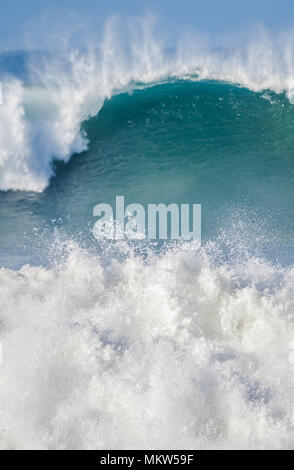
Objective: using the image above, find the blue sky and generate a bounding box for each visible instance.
[1,0,294,49]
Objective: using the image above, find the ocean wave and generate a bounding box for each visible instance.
[2,19,294,191]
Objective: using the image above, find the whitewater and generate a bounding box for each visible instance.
[0,240,293,450]
[0,19,294,449]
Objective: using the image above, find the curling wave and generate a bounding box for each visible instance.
[2,19,294,191]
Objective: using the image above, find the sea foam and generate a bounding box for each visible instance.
[0,240,293,449]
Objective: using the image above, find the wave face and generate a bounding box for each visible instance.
[0,78,293,266]
[0,20,294,450]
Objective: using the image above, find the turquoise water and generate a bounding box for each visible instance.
[0,79,293,266]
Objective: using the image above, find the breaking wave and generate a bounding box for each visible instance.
[2,19,294,191]
[0,17,294,450]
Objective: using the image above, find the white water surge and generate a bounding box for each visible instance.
[0,241,293,449]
